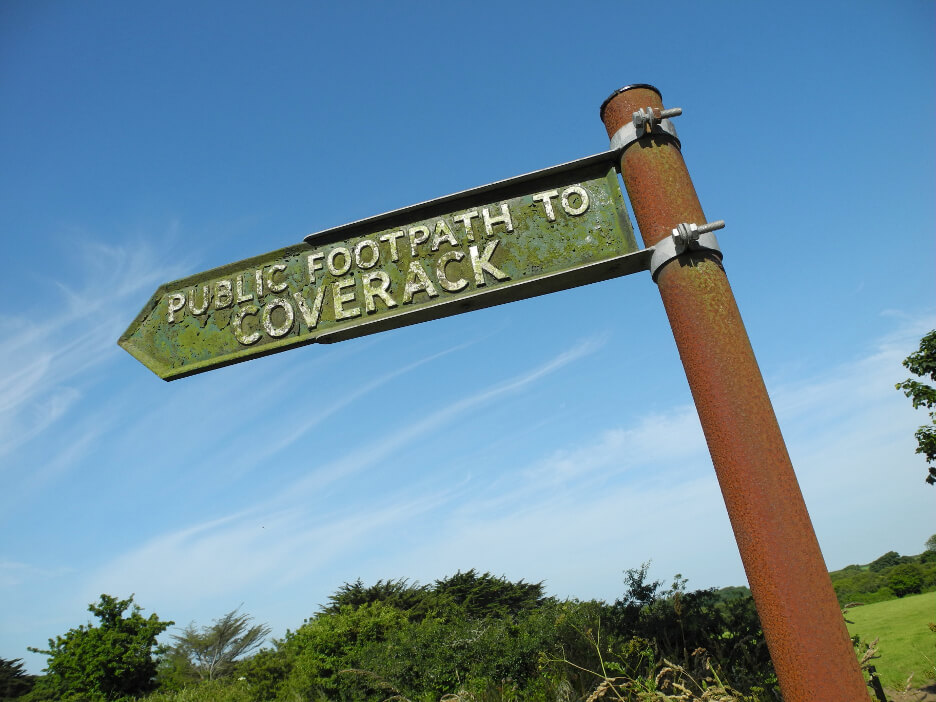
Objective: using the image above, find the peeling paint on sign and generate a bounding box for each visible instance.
[120,155,647,380]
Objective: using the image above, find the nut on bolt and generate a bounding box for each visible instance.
[632,106,683,134]
[671,220,725,255]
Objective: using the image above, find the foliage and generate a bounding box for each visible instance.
[321,570,547,624]
[34,561,919,701]
[355,598,596,699]
[170,609,270,682]
[869,550,904,573]
[141,678,254,702]
[831,551,936,606]
[431,569,546,619]
[896,329,936,485]
[321,578,429,617]
[229,649,288,702]
[604,566,776,695]
[926,534,936,553]
[207,568,775,701]
[552,645,763,702]
[277,600,409,701]
[712,586,752,603]
[27,594,172,701]
[0,657,35,700]
[886,564,925,598]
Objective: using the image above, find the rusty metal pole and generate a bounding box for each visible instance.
[601,84,868,701]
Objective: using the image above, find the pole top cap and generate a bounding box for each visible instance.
[599,84,661,122]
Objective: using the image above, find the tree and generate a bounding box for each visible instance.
[322,578,429,616]
[896,329,936,485]
[868,550,903,572]
[0,657,35,700]
[28,594,172,701]
[886,563,924,597]
[926,534,936,553]
[171,608,271,681]
[431,569,546,618]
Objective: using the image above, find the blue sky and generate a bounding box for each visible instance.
[1,0,933,673]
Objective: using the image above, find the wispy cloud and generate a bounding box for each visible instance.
[83,485,458,608]
[520,406,705,486]
[372,313,936,598]
[0,560,73,587]
[267,334,607,502]
[0,236,190,461]
[83,336,605,606]
[250,341,476,465]
[78,316,934,623]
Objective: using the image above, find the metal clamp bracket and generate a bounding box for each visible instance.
[610,106,682,152]
[649,220,725,281]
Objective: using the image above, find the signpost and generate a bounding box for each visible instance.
[120,85,871,701]
[121,156,647,380]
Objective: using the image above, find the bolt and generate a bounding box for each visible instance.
[671,220,725,249]
[632,106,683,133]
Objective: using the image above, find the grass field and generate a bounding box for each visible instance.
[845,591,936,689]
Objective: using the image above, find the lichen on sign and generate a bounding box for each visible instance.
[120,157,643,380]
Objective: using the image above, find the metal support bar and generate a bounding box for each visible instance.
[600,84,869,702]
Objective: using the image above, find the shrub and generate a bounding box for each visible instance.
[869,551,903,572]
[886,563,924,597]
[278,601,409,701]
[141,678,254,702]
[28,594,172,702]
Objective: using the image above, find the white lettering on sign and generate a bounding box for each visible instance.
[234,305,261,345]
[561,186,589,216]
[307,252,325,283]
[482,204,513,237]
[188,285,210,315]
[332,277,361,320]
[293,286,327,329]
[362,270,397,312]
[262,298,294,337]
[215,280,233,309]
[403,261,439,303]
[532,190,559,221]
[453,211,478,242]
[431,220,457,251]
[379,231,405,261]
[354,240,380,269]
[265,264,288,293]
[163,183,595,346]
[167,292,186,322]
[436,250,467,292]
[236,273,253,303]
[327,247,352,276]
[408,225,430,257]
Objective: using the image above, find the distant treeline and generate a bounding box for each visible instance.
[829,548,936,605]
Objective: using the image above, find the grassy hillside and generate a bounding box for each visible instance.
[845,591,936,689]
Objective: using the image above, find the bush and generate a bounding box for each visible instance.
[278,601,409,701]
[142,678,253,702]
[0,657,35,700]
[886,564,924,597]
[28,594,172,701]
[869,551,903,572]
